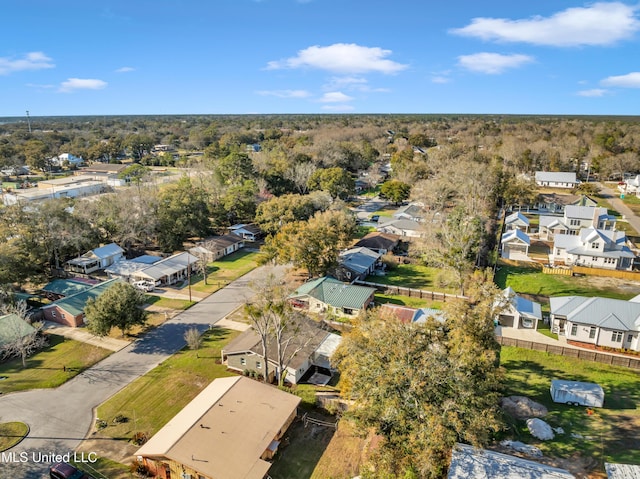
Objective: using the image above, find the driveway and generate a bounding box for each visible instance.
[598,182,640,234]
[0,265,285,479]
[352,196,388,220]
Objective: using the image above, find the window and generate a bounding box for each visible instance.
[256,361,262,369]
[628,335,634,343]
[570,324,578,336]
[240,357,246,366]
[51,310,57,318]
[604,257,616,265]
[591,242,600,249]
[570,219,580,226]
[589,326,596,339]
[612,331,623,342]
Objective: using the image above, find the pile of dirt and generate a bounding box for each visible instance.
[501,396,548,420]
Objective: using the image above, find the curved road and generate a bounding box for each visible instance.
[0,265,285,478]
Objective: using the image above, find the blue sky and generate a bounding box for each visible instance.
[1,0,640,116]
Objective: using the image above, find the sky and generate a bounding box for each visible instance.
[1,0,640,116]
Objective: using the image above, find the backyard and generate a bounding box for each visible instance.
[365,262,457,294]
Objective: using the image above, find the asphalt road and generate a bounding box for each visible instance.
[598,182,640,234]
[0,265,285,479]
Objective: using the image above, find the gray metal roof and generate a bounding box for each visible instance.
[503,288,542,320]
[339,247,381,275]
[550,296,640,332]
[505,212,529,226]
[605,463,640,479]
[535,171,578,184]
[501,229,530,246]
[565,205,609,221]
[539,215,567,229]
[135,252,199,281]
[89,243,124,259]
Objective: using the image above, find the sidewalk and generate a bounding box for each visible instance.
[43,321,130,352]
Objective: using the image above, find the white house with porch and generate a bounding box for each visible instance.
[65,243,124,275]
[504,212,529,232]
[550,227,635,271]
[500,229,530,260]
[496,287,543,329]
[539,206,616,240]
[535,171,579,189]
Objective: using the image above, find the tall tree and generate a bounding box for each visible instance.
[307,167,355,200]
[84,282,147,337]
[380,179,411,205]
[0,301,47,369]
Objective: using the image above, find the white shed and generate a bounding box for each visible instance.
[550,380,604,407]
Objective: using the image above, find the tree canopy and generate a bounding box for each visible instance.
[84,281,147,337]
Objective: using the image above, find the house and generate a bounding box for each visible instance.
[550,295,640,351]
[130,252,199,286]
[353,232,400,255]
[448,443,574,479]
[189,234,245,262]
[41,279,118,327]
[379,304,444,324]
[377,218,422,238]
[135,376,300,479]
[550,227,635,271]
[47,153,84,167]
[246,143,262,153]
[620,175,640,195]
[65,243,124,275]
[504,212,529,232]
[496,287,542,329]
[500,229,530,260]
[335,247,382,282]
[228,223,262,241]
[2,177,106,205]
[222,317,341,384]
[606,463,640,479]
[40,278,97,301]
[535,171,580,189]
[535,193,597,214]
[539,206,616,240]
[393,203,425,222]
[0,314,36,351]
[104,255,162,282]
[288,276,376,317]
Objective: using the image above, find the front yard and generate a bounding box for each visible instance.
[0,334,111,394]
[191,250,260,293]
[365,262,457,294]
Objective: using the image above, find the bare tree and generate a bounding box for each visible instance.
[184,327,203,358]
[0,301,47,368]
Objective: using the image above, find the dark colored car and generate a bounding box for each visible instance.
[49,463,94,479]
[370,215,380,222]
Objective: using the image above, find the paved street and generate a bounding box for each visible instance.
[598,182,640,234]
[0,265,285,478]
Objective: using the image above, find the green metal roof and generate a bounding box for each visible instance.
[47,278,120,317]
[42,278,93,297]
[0,314,36,348]
[292,276,375,310]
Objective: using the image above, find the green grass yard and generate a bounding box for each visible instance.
[0,334,111,394]
[365,263,457,293]
[191,250,260,293]
[374,293,442,309]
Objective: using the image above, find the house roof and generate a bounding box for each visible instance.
[540,216,567,230]
[377,218,421,233]
[448,443,575,479]
[136,376,300,479]
[135,252,199,281]
[339,247,381,275]
[87,243,124,259]
[290,276,376,310]
[41,278,94,297]
[393,203,424,219]
[130,255,163,264]
[354,232,400,251]
[555,229,634,259]
[550,296,640,332]
[505,212,529,227]
[79,163,128,174]
[535,171,578,184]
[605,463,640,479]
[412,308,446,324]
[223,317,337,371]
[501,229,530,246]
[229,223,261,235]
[192,234,244,253]
[42,279,119,317]
[0,314,36,348]
[105,260,151,277]
[503,288,542,320]
[380,303,419,323]
[565,205,610,221]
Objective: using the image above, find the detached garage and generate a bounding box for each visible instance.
[550,380,604,407]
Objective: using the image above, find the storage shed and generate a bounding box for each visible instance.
[550,380,604,407]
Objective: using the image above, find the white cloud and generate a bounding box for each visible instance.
[321,104,355,111]
[577,88,608,97]
[601,72,640,88]
[457,53,533,74]
[59,78,108,93]
[323,76,389,93]
[255,89,311,98]
[450,2,640,47]
[115,66,135,73]
[431,76,450,84]
[266,43,407,74]
[0,52,54,75]
[319,91,354,103]
[26,83,55,89]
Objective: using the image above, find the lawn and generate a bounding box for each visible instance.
[494,264,638,301]
[96,327,239,441]
[144,295,196,310]
[0,422,29,451]
[500,346,640,468]
[0,334,111,394]
[191,250,260,293]
[374,293,442,309]
[365,263,456,293]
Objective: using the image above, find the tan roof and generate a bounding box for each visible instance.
[136,376,300,479]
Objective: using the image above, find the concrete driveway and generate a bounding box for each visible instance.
[0,265,285,479]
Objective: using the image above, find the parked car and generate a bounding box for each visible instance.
[49,462,94,479]
[132,280,155,292]
[370,215,380,223]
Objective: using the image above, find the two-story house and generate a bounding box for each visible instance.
[550,227,635,271]
[539,206,616,240]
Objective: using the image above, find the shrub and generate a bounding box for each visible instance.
[95,419,107,430]
[113,414,129,424]
[131,431,149,446]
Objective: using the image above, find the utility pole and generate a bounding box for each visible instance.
[25,110,32,133]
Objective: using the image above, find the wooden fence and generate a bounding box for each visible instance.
[355,280,467,302]
[542,266,572,276]
[497,336,640,370]
[543,264,640,280]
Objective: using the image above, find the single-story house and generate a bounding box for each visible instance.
[0,313,36,351]
[289,276,376,318]
[496,287,542,330]
[379,304,444,324]
[620,175,640,195]
[40,278,97,301]
[535,171,580,189]
[65,243,124,275]
[393,203,425,222]
[448,443,575,479]
[500,229,530,259]
[606,463,640,479]
[135,376,301,479]
[550,295,640,351]
[2,179,106,205]
[550,227,635,271]
[222,318,341,384]
[41,279,118,327]
[189,234,245,262]
[353,232,400,255]
[334,247,382,282]
[377,218,422,238]
[504,212,529,232]
[104,255,162,282]
[47,153,84,167]
[130,252,199,286]
[228,223,262,241]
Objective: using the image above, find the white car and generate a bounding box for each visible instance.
[133,280,155,292]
